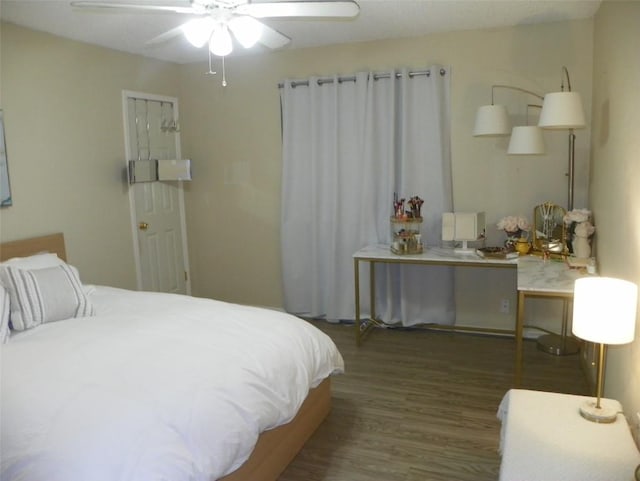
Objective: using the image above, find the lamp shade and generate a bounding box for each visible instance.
[228,16,263,48]
[572,277,637,345]
[182,17,215,48]
[538,91,586,129]
[507,126,545,155]
[473,105,510,136]
[210,24,233,57]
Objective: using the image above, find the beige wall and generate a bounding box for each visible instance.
[1,18,600,336]
[3,4,639,430]
[591,1,640,424]
[179,20,594,335]
[0,23,180,288]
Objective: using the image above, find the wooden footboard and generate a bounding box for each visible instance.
[220,378,332,481]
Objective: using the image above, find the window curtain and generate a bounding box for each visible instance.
[280,66,454,326]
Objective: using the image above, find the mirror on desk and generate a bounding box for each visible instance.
[532,202,567,254]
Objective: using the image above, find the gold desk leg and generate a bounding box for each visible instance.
[354,257,361,346]
[370,261,376,322]
[515,290,525,387]
[561,299,568,352]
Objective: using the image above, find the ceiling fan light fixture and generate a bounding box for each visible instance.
[228,15,263,49]
[182,17,216,48]
[210,24,233,57]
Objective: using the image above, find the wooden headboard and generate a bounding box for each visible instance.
[0,233,67,262]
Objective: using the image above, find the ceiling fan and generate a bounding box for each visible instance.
[70,0,360,57]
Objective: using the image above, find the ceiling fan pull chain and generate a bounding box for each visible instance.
[206,48,217,76]
[222,56,227,87]
[205,48,226,87]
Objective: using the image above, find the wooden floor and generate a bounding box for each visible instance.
[279,322,589,481]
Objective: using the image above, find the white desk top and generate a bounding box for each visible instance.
[354,245,589,295]
[498,389,640,481]
[517,255,586,294]
[353,244,517,267]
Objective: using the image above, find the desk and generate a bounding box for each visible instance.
[515,257,585,383]
[497,389,640,481]
[353,245,587,383]
[353,244,517,344]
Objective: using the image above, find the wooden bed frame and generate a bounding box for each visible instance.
[0,232,67,262]
[0,232,332,481]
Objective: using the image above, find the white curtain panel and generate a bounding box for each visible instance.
[280,66,454,326]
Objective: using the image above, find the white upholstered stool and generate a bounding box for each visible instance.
[497,389,640,481]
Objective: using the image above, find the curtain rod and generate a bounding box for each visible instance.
[278,68,447,89]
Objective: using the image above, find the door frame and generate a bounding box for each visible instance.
[121,90,191,295]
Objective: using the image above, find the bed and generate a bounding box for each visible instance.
[0,233,344,481]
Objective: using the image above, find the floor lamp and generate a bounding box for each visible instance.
[538,66,586,211]
[572,277,637,423]
[536,66,587,355]
[473,85,546,155]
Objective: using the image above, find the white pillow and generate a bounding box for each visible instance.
[0,286,10,343]
[0,252,66,293]
[0,252,65,271]
[2,264,94,331]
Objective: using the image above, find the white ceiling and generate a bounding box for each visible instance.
[1,0,602,64]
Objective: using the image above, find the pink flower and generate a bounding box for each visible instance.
[497,216,530,233]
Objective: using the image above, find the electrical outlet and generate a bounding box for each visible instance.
[500,299,510,314]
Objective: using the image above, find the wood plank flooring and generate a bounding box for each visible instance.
[279,322,589,481]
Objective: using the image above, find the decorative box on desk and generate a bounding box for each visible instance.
[390,216,423,254]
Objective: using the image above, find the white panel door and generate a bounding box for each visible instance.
[134,182,186,293]
[125,95,189,294]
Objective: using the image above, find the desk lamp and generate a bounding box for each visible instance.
[572,277,637,423]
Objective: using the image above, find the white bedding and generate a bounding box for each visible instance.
[0,286,344,481]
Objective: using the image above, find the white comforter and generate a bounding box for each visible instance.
[0,286,344,481]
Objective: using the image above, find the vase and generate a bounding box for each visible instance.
[515,239,531,256]
[573,236,591,259]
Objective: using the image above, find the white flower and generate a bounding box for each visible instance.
[517,217,530,231]
[497,216,530,233]
[564,208,591,225]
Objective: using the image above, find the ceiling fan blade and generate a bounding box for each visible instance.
[146,25,186,45]
[258,23,291,49]
[237,1,359,19]
[70,1,200,15]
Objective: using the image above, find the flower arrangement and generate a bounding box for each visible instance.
[497,216,531,235]
[564,208,595,256]
[563,208,591,225]
[497,216,531,251]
